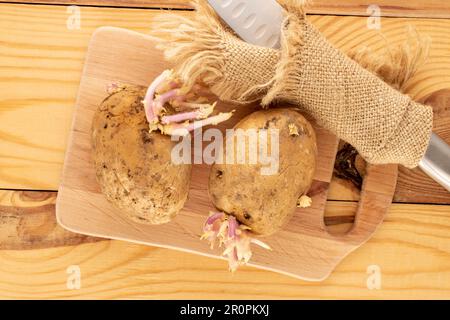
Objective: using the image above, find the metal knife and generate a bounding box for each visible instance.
[207,0,450,193]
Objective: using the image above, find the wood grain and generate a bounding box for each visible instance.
[0,0,448,300]
[55,26,397,281]
[0,189,361,250]
[3,0,450,18]
[0,190,101,249]
[0,201,449,299]
[395,89,450,203]
[1,3,450,204]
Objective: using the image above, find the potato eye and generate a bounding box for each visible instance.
[216,170,223,178]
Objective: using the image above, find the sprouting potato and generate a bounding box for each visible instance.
[91,85,191,224]
[209,108,317,236]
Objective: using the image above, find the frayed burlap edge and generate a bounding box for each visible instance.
[150,0,433,168]
[260,11,307,106]
[150,1,259,102]
[349,26,431,92]
[150,0,431,102]
[150,0,310,103]
[262,17,432,106]
[150,1,231,98]
[241,0,310,103]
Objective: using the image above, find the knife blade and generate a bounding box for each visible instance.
[207,0,450,192]
[207,0,283,48]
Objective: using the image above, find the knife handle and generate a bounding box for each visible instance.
[419,132,450,192]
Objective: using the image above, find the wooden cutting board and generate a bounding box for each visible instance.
[56,27,398,281]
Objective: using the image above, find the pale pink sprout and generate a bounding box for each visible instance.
[159,112,234,136]
[152,89,179,118]
[228,216,237,238]
[144,70,233,136]
[161,103,215,124]
[201,212,271,272]
[161,111,202,124]
[206,211,225,225]
[143,70,172,123]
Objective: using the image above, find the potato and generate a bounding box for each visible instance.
[91,85,191,224]
[208,108,317,236]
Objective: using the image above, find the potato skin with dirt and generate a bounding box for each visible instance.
[209,108,317,236]
[91,85,191,224]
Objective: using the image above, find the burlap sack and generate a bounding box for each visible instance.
[151,0,433,168]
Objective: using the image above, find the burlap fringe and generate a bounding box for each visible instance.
[150,0,310,102]
[237,0,312,102]
[263,24,431,105]
[150,1,226,95]
[349,27,431,92]
[151,0,430,102]
[260,12,307,106]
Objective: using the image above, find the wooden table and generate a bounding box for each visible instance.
[1,0,450,299]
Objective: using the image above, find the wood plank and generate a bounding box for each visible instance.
[53,26,396,281]
[3,0,450,19]
[1,0,192,9]
[0,190,357,250]
[0,200,449,299]
[0,190,101,249]
[1,3,450,203]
